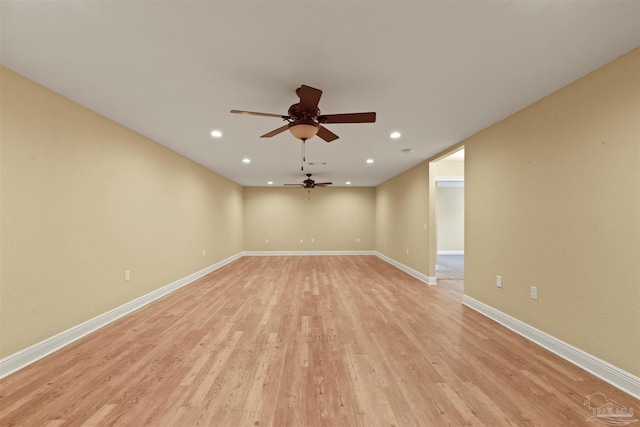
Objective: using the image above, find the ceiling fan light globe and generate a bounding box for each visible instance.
[289,123,319,140]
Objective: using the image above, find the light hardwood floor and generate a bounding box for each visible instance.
[0,256,637,426]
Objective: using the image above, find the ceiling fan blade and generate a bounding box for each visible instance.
[317,125,339,142]
[284,184,303,187]
[298,85,322,113]
[230,109,288,119]
[314,182,333,186]
[318,112,376,124]
[260,124,290,138]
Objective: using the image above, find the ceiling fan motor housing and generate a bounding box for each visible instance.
[288,103,320,122]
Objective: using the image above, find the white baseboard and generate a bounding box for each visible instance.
[375,252,437,285]
[437,250,464,255]
[462,294,640,400]
[0,252,243,379]
[243,250,376,256]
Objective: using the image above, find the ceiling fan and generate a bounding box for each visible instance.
[285,174,332,189]
[230,85,376,142]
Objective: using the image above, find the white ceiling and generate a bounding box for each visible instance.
[2,1,638,187]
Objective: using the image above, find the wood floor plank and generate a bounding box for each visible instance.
[1,255,637,426]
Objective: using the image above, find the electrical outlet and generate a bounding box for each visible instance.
[265,238,269,243]
[311,238,315,243]
[406,248,409,254]
[125,270,130,281]
[356,238,360,243]
[202,249,206,256]
[530,286,538,300]
[300,239,304,244]
[496,276,503,288]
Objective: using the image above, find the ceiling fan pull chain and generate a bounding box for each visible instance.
[301,139,306,171]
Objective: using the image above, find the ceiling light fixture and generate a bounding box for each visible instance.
[366,159,374,164]
[268,181,273,185]
[390,131,401,139]
[242,158,251,164]
[346,181,351,185]
[288,122,319,141]
[210,130,222,138]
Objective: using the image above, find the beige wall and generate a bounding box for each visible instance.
[0,67,243,357]
[436,185,464,252]
[375,162,431,275]
[432,159,464,177]
[464,48,639,375]
[243,187,375,251]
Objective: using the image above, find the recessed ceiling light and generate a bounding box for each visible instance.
[267,181,273,185]
[346,181,351,185]
[242,158,251,164]
[366,159,374,164]
[210,130,222,138]
[390,131,401,139]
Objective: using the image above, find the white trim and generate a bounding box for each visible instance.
[374,252,437,285]
[0,252,243,379]
[437,250,464,255]
[462,294,640,400]
[436,181,464,188]
[243,250,376,256]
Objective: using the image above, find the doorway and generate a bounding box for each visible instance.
[433,149,464,280]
